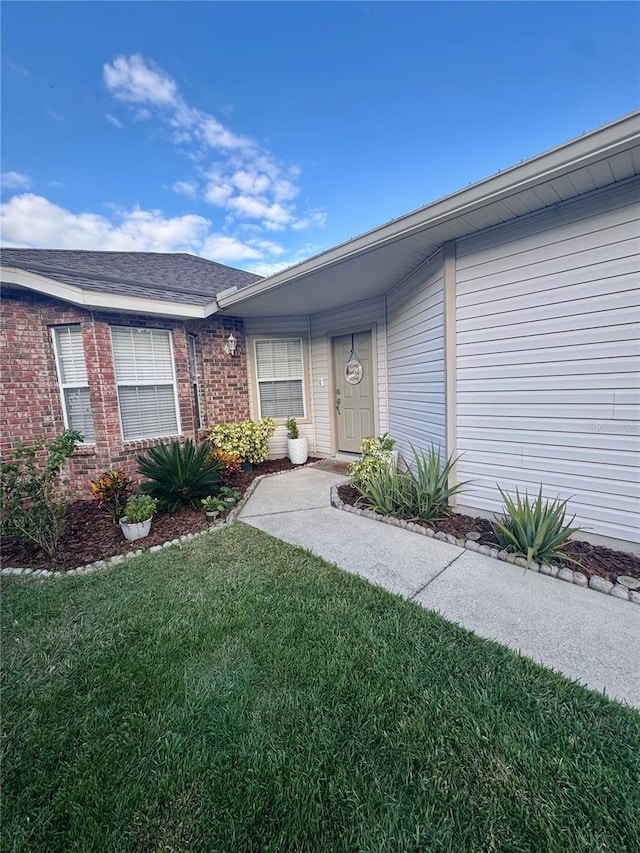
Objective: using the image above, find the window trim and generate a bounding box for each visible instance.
[252,335,309,422]
[187,333,202,430]
[50,324,95,444]
[110,325,182,442]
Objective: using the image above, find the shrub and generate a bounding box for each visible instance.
[122,495,157,524]
[90,468,132,523]
[137,439,221,511]
[356,444,468,522]
[209,448,242,482]
[207,417,276,464]
[491,485,582,566]
[0,429,83,557]
[285,418,299,440]
[348,435,396,489]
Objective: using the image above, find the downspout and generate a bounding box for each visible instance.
[443,241,458,503]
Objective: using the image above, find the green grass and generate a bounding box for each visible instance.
[2,524,639,852]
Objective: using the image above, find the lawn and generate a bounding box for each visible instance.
[2,524,639,852]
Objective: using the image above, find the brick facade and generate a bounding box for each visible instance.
[0,288,249,496]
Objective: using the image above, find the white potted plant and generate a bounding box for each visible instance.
[286,417,308,465]
[201,494,226,522]
[119,495,157,541]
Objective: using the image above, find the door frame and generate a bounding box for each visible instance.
[328,324,379,456]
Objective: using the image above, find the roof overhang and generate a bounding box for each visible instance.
[0,267,220,319]
[218,111,640,318]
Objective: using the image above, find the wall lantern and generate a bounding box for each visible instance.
[223,332,237,357]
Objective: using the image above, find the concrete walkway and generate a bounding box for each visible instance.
[240,467,640,710]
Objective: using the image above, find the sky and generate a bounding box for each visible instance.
[1,1,638,276]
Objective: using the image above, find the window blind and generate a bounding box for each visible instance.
[111,327,179,441]
[254,338,305,419]
[52,325,95,443]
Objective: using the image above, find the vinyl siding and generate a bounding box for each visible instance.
[244,316,315,457]
[310,297,387,455]
[386,252,446,460]
[455,179,640,546]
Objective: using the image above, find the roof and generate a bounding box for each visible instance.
[0,249,261,318]
[218,110,640,317]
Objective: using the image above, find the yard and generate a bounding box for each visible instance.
[2,523,639,852]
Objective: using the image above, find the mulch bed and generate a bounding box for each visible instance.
[338,485,640,586]
[1,458,321,572]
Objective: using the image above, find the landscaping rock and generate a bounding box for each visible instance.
[589,576,614,595]
[506,553,517,564]
[446,534,459,546]
[629,591,640,605]
[609,585,629,601]
[515,557,528,569]
[478,544,491,556]
[489,548,499,559]
[558,568,574,583]
[465,540,479,552]
[149,545,162,553]
[573,572,588,587]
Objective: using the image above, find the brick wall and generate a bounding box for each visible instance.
[0,288,249,498]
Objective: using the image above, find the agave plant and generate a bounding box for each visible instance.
[137,439,221,511]
[491,485,582,566]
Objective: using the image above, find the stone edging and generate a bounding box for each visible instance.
[330,485,640,607]
[0,461,319,581]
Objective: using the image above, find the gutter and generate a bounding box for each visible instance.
[218,111,640,309]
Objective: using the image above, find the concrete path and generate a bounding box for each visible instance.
[240,467,640,710]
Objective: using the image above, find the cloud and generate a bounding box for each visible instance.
[6,58,30,77]
[46,108,65,122]
[105,112,123,129]
[0,193,291,267]
[104,54,178,107]
[103,54,325,232]
[172,180,198,198]
[1,172,31,191]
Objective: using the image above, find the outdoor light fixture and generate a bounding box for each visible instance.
[223,332,237,357]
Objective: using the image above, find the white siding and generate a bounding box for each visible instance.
[244,316,315,457]
[386,253,446,460]
[310,297,387,455]
[455,179,640,546]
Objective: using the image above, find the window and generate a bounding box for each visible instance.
[187,334,202,429]
[52,325,96,443]
[111,326,180,441]
[254,338,305,419]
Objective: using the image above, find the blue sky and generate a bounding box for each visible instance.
[1,1,638,275]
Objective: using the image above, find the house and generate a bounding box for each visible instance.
[0,250,258,492]
[1,112,639,550]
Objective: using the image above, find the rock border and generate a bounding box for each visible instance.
[330,485,640,607]
[0,462,318,581]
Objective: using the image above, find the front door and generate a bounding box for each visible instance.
[333,331,374,453]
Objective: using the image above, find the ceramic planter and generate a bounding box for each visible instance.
[287,436,309,465]
[204,510,220,522]
[119,516,152,541]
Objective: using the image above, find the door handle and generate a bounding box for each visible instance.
[336,395,341,414]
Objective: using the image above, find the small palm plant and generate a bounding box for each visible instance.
[491,485,582,566]
[137,439,221,511]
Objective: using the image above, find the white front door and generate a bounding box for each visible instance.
[333,331,374,453]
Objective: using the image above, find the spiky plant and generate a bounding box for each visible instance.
[137,440,221,511]
[491,485,582,566]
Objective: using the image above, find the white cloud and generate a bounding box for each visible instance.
[172,180,198,198]
[1,171,31,191]
[105,112,123,129]
[247,260,294,277]
[0,193,293,269]
[1,193,210,252]
[103,54,325,232]
[104,54,178,107]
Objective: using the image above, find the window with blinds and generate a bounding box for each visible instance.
[52,325,96,443]
[254,338,305,419]
[111,326,180,441]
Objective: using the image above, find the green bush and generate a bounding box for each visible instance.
[491,485,581,566]
[348,435,396,489]
[207,417,276,464]
[122,495,157,524]
[356,444,468,522]
[285,417,299,440]
[0,430,83,557]
[137,439,221,511]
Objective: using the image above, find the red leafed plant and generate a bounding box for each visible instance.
[90,469,133,524]
[209,448,241,482]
